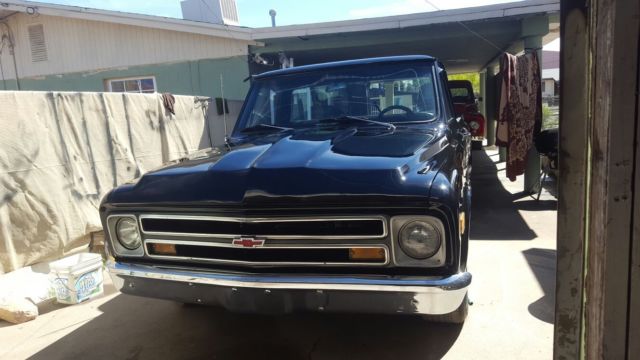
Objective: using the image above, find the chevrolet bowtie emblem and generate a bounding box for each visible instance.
[232,236,265,248]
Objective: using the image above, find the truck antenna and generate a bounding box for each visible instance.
[220,73,229,147]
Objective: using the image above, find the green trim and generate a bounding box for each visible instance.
[521,15,550,38]
[1,56,250,100]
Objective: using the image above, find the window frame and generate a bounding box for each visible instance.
[106,76,157,94]
[439,68,455,120]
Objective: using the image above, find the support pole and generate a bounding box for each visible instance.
[479,70,487,120]
[484,66,498,148]
[521,16,548,194]
[484,65,505,160]
[523,35,542,194]
[499,146,507,162]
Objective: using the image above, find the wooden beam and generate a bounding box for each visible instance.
[553,1,589,358]
[626,22,640,358]
[584,0,640,358]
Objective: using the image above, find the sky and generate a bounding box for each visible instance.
[35,0,523,27]
[33,0,560,50]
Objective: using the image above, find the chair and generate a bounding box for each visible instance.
[534,128,558,200]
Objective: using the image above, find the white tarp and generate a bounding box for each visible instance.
[0,91,225,273]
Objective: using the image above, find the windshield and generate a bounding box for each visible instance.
[233,61,438,134]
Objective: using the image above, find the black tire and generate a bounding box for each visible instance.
[422,294,469,324]
[471,140,483,150]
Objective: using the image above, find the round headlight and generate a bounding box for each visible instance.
[398,220,441,259]
[116,218,141,250]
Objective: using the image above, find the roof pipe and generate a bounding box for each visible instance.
[269,9,276,27]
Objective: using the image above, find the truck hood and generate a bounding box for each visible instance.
[106,125,450,207]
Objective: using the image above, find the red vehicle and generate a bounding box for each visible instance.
[448,80,485,149]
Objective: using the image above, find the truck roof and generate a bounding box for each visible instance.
[253,55,437,79]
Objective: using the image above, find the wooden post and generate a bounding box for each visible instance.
[584,0,639,358]
[629,54,640,359]
[555,0,640,358]
[553,2,589,358]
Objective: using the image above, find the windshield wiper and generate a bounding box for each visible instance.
[319,115,396,131]
[240,123,293,133]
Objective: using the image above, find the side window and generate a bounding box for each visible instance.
[393,80,418,110]
[367,79,433,115]
[367,82,384,115]
[367,81,398,114]
[291,88,312,122]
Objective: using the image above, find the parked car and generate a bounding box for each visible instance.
[448,79,485,149]
[101,55,472,323]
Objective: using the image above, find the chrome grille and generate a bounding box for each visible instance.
[144,239,389,266]
[140,215,387,239]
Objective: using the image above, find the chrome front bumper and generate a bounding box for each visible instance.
[107,261,471,315]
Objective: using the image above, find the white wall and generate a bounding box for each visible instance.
[542,79,555,97]
[0,13,250,80]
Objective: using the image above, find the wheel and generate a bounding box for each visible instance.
[422,294,469,324]
[471,140,483,150]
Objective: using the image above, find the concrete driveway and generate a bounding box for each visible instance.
[0,149,557,359]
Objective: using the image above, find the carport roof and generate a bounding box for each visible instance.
[250,0,560,74]
[2,0,559,74]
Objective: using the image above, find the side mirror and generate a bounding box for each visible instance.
[449,116,464,126]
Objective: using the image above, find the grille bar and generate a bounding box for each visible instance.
[139,215,387,239]
[145,240,389,266]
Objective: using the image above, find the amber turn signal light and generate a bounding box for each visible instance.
[150,243,177,256]
[349,247,386,261]
[459,211,466,235]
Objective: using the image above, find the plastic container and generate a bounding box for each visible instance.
[49,253,104,304]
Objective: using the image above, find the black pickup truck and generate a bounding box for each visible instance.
[101,55,472,323]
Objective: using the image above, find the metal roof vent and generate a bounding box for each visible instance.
[180,0,239,26]
[27,24,47,62]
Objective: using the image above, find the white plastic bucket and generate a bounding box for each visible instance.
[49,253,104,304]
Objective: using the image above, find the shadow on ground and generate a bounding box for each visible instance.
[470,149,556,241]
[522,248,556,324]
[29,294,462,360]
